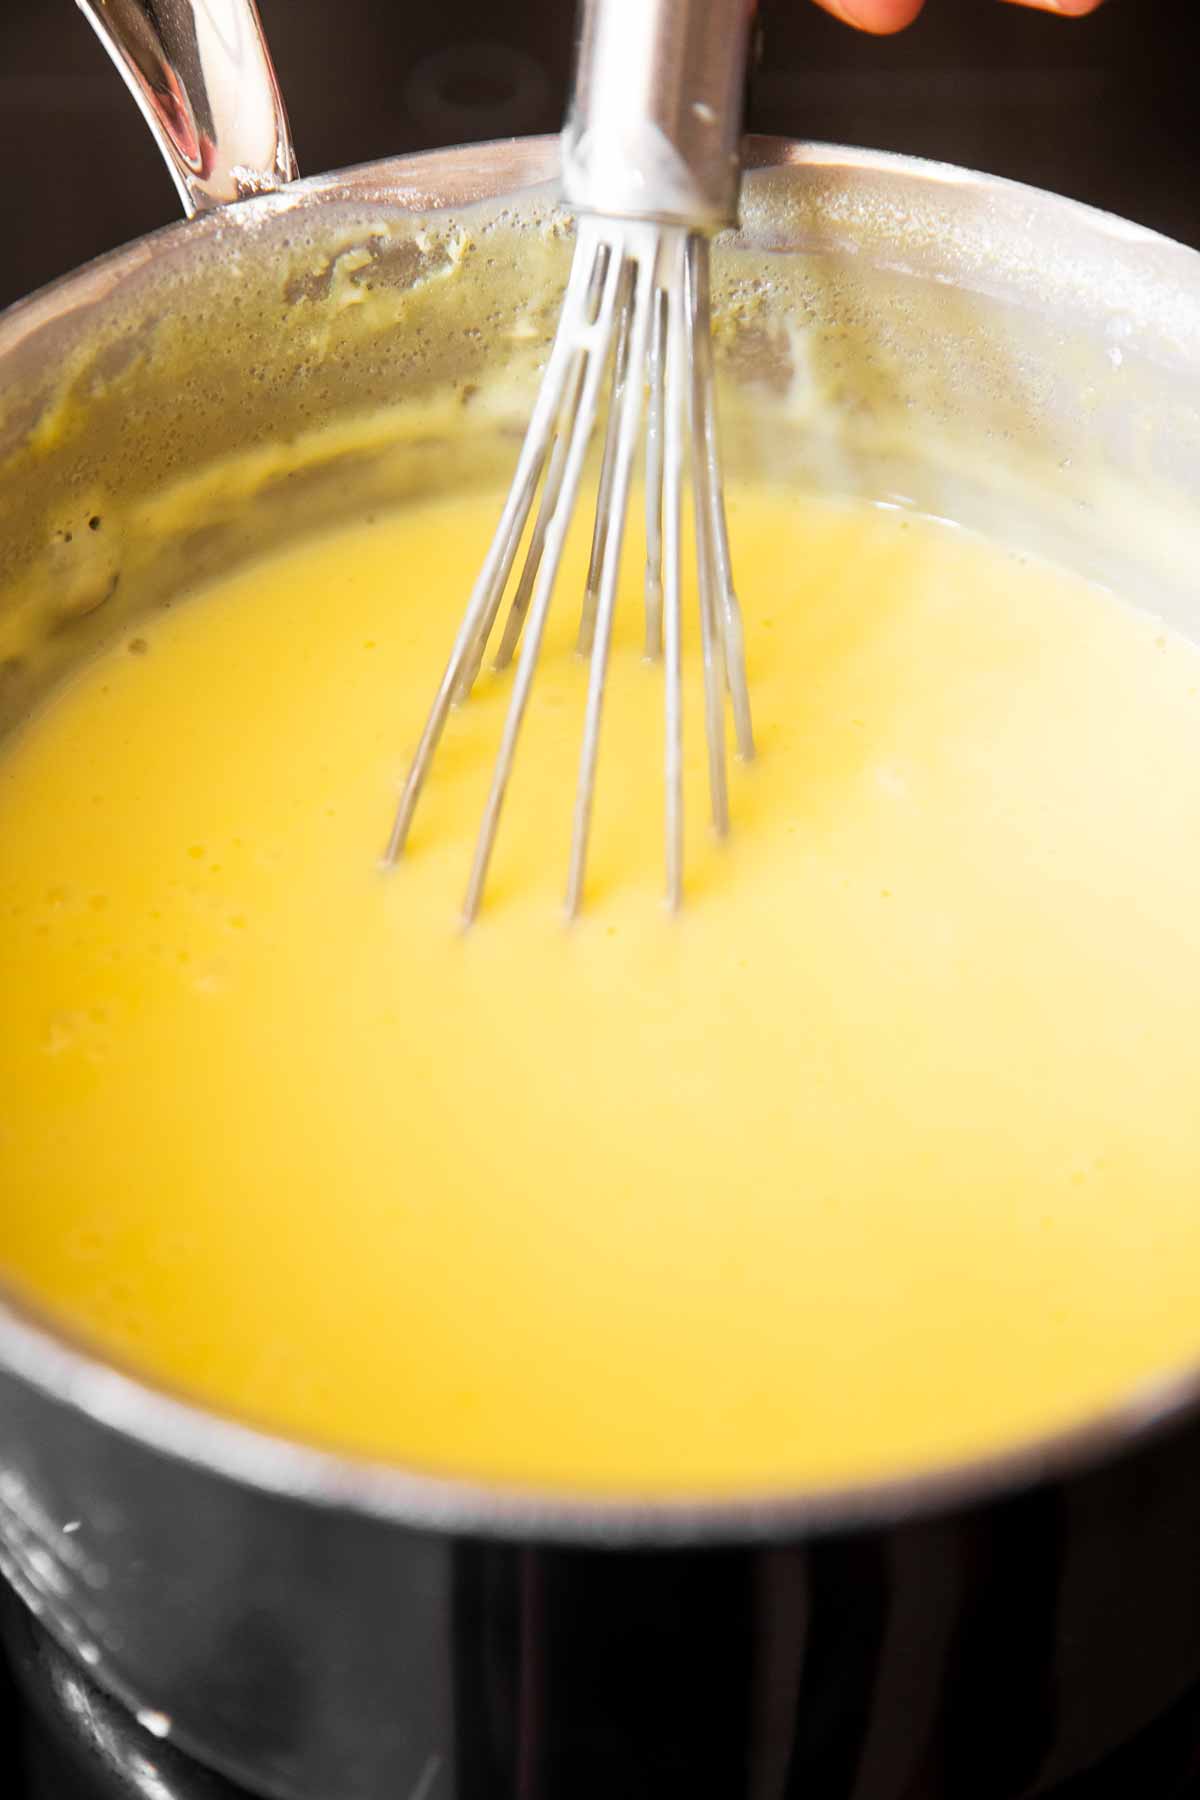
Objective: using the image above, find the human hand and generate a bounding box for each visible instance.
[811,0,1103,31]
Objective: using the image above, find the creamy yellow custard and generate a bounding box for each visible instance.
[2,488,1200,1496]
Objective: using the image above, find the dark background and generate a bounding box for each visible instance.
[0,0,1197,315]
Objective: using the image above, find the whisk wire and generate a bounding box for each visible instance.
[566,234,660,916]
[662,229,688,911]
[491,350,586,678]
[461,221,629,924]
[380,234,601,867]
[578,260,635,659]
[643,288,668,662]
[687,238,731,839]
[481,240,617,685]
[688,237,755,762]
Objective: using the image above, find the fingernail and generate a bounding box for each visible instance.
[818,0,899,31]
[1003,0,1103,15]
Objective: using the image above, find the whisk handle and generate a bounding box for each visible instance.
[562,0,755,233]
[76,0,297,218]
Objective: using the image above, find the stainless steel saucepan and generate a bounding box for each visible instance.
[4,5,1200,1798]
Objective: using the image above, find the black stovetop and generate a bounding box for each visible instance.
[3,0,1200,1794]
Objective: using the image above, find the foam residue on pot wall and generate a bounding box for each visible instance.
[4,150,1200,738]
[0,190,576,731]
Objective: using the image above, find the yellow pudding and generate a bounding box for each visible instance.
[2,488,1200,1496]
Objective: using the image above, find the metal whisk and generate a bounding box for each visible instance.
[384,0,757,921]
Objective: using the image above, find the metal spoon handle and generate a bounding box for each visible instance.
[76,0,297,217]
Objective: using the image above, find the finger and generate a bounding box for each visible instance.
[809,0,927,33]
[1000,0,1105,13]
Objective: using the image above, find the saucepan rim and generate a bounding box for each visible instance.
[2,133,1199,1548]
